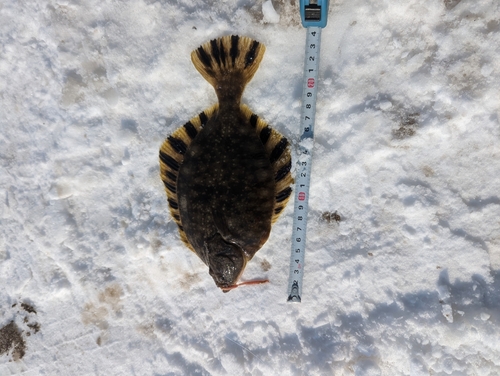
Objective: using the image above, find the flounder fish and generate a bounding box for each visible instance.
[159,35,293,292]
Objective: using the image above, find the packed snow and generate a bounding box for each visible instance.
[1,0,500,374]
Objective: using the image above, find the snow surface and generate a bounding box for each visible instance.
[1,0,500,374]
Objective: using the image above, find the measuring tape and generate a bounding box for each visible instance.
[287,0,329,303]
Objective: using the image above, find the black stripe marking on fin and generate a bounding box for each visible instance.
[230,35,239,67]
[245,41,260,68]
[270,137,288,163]
[250,114,258,128]
[184,121,198,139]
[218,38,226,66]
[274,206,284,215]
[168,199,179,210]
[197,46,212,68]
[276,187,292,203]
[275,160,291,182]
[260,126,271,145]
[210,39,221,66]
[163,181,177,194]
[159,151,180,171]
[168,136,187,155]
[199,111,208,126]
[166,171,177,182]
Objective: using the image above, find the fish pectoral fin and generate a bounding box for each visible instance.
[212,208,238,245]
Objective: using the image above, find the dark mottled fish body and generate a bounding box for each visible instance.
[159,36,293,292]
[178,107,274,257]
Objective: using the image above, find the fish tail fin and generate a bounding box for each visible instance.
[191,35,265,102]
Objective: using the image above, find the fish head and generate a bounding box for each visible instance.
[204,234,247,292]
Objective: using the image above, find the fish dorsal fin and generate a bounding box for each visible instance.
[159,104,219,250]
[240,104,293,224]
